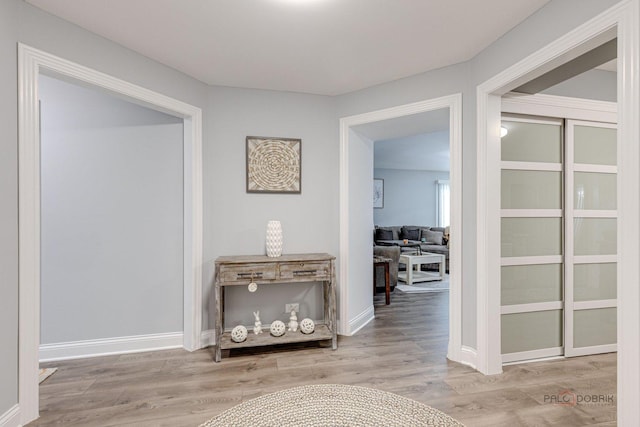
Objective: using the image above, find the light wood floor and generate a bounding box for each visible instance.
[32,290,616,426]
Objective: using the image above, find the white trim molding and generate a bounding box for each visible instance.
[502,347,564,364]
[39,332,184,362]
[502,93,617,123]
[347,306,376,336]
[200,329,215,348]
[476,1,639,424]
[17,44,203,425]
[338,94,465,364]
[459,346,478,370]
[0,405,21,427]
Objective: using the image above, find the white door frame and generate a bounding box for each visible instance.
[17,44,203,425]
[339,93,465,364]
[475,0,639,424]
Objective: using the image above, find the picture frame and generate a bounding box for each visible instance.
[373,178,384,208]
[246,136,301,193]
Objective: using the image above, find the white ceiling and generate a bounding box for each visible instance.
[25,0,550,96]
[374,131,450,172]
[353,108,449,142]
[353,108,450,171]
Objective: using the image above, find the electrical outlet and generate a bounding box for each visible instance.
[285,303,299,313]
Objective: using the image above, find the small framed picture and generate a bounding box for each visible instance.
[373,179,384,208]
[246,136,301,193]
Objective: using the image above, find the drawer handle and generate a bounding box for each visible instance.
[237,272,263,278]
[293,270,316,276]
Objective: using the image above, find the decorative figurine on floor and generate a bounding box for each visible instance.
[300,318,315,334]
[288,309,298,332]
[270,320,286,337]
[231,325,248,343]
[253,311,263,334]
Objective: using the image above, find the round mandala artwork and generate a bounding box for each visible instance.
[247,138,301,193]
[270,320,286,337]
[231,325,248,343]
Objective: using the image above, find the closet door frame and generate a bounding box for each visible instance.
[565,119,618,357]
[501,93,616,364]
[500,114,565,364]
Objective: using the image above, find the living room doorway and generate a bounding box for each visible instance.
[356,107,451,298]
[339,94,465,365]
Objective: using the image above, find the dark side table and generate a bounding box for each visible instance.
[373,255,392,305]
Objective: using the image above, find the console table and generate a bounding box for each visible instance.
[213,253,337,362]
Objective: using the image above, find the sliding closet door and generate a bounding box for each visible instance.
[500,116,564,363]
[565,120,617,357]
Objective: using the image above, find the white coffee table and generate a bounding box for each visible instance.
[398,253,445,285]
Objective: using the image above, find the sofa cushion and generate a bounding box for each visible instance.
[422,229,444,245]
[375,228,394,241]
[400,227,420,241]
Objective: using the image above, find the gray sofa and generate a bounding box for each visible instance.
[374,225,450,272]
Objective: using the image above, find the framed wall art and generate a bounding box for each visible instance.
[246,136,301,193]
[373,178,384,208]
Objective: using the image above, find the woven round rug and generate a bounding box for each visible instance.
[199,384,464,426]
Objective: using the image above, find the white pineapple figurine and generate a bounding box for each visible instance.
[253,311,263,335]
[288,309,298,332]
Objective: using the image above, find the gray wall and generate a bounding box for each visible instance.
[39,75,184,344]
[374,169,450,227]
[204,86,337,329]
[0,0,624,417]
[0,0,19,415]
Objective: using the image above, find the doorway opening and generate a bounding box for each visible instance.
[357,108,451,298]
[38,73,186,361]
[18,44,203,424]
[475,1,638,423]
[339,94,465,364]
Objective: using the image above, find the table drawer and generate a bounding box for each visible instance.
[219,263,277,282]
[279,261,330,280]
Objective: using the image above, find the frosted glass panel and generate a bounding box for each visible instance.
[501,121,562,163]
[574,308,616,348]
[574,172,616,210]
[502,170,562,209]
[502,310,563,354]
[574,218,617,256]
[501,218,562,257]
[502,264,562,305]
[574,125,616,165]
[574,263,617,302]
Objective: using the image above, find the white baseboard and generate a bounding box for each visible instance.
[0,404,21,427]
[346,305,375,336]
[39,332,183,362]
[200,329,215,347]
[457,345,478,370]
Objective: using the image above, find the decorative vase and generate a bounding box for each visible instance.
[266,220,283,257]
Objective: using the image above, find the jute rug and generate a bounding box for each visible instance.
[200,384,464,426]
[396,274,449,293]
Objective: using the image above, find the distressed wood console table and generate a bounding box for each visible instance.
[213,253,337,362]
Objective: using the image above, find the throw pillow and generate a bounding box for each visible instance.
[375,228,394,241]
[400,227,420,241]
[422,229,444,245]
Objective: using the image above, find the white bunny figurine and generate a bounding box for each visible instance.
[253,311,263,335]
[288,309,298,332]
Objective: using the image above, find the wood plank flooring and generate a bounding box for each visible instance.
[31,290,616,426]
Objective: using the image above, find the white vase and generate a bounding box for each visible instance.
[266,220,283,257]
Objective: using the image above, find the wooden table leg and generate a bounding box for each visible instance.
[373,263,377,298]
[384,261,390,305]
